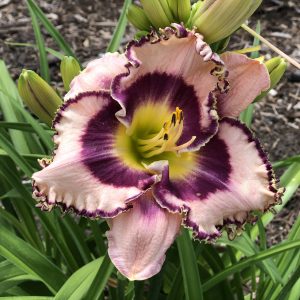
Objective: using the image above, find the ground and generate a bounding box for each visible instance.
[0,0,299,244]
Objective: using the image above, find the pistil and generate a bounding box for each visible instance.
[136,107,196,158]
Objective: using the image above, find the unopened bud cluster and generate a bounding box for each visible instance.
[127,0,262,44]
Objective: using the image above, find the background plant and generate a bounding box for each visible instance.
[0,0,299,299]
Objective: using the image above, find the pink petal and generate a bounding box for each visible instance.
[218,52,270,117]
[107,191,181,281]
[153,118,283,240]
[112,26,229,150]
[65,53,128,100]
[33,91,156,217]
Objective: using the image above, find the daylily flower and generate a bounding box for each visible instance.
[32,25,283,281]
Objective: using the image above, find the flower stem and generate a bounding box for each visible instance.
[241,24,300,69]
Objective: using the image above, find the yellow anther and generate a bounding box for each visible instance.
[176,107,182,121]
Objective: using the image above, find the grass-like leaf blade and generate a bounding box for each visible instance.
[5,42,65,60]
[55,254,114,300]
[0,129,34,177]
[0,225,67,294]
[107,0,132,52]
[177,229,203,300]
[27,2,50,82]
[0,61,30,154]
[26,0,76,58]
[203,240,300,291]
[251,162,300,239]
[277,267,300,300]
[86,253,115,300]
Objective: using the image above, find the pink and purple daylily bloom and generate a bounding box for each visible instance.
[32,25,283,280]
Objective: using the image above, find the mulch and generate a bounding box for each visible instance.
[0,0,299,244]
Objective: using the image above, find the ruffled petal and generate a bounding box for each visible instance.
[218,52,270,117]
[33,91,156,217]
[107,191,181,281]
[112,25,229,151]
[65,53,128,100]
[153,118,283,240]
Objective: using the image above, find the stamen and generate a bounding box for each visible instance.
[136,107,196,158]
[138,139,164,152]
[171,113,176,125]
[137,128,164,144]
[142,143,167,158]
[169,121,183,144]
[170,136,196,151]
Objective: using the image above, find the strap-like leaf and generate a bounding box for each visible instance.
[27,2,50,82]
[0,226,67,294]
[203,240,300,291]
[107,0,132,52]
[177,229,203,300]
[26,0,76,58]
[55,254,113,300]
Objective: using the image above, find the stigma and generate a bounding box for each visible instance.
[137,107,196,158]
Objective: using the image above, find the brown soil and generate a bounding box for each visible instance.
[0,0,299,244]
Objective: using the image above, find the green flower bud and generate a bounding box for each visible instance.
[167,0,191,23]
[191,0,262,44]
[134,31,150,40]
[60,56,81,92]
[265,57,282,73]
[140,0,173,29]
[18,70,62,126]
[269,58,287,87]
[187,1,203,26]
[127,4,152,31]
[255,57,287,101]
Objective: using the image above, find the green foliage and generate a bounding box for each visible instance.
[107,0,132,52]
[177,229,203,300]
[0,1,299,299]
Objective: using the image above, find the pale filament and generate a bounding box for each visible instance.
[136,107,196,158]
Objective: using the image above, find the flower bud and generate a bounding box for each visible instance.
[140,0,173,29]
[188,1,203,26]
[135,31,150,40]
[127,4,152,31]
[18,70,62,126]
[255,57,287,101]
[167,0,191,23]
[191,0,262,44]
[60,56,81,92]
